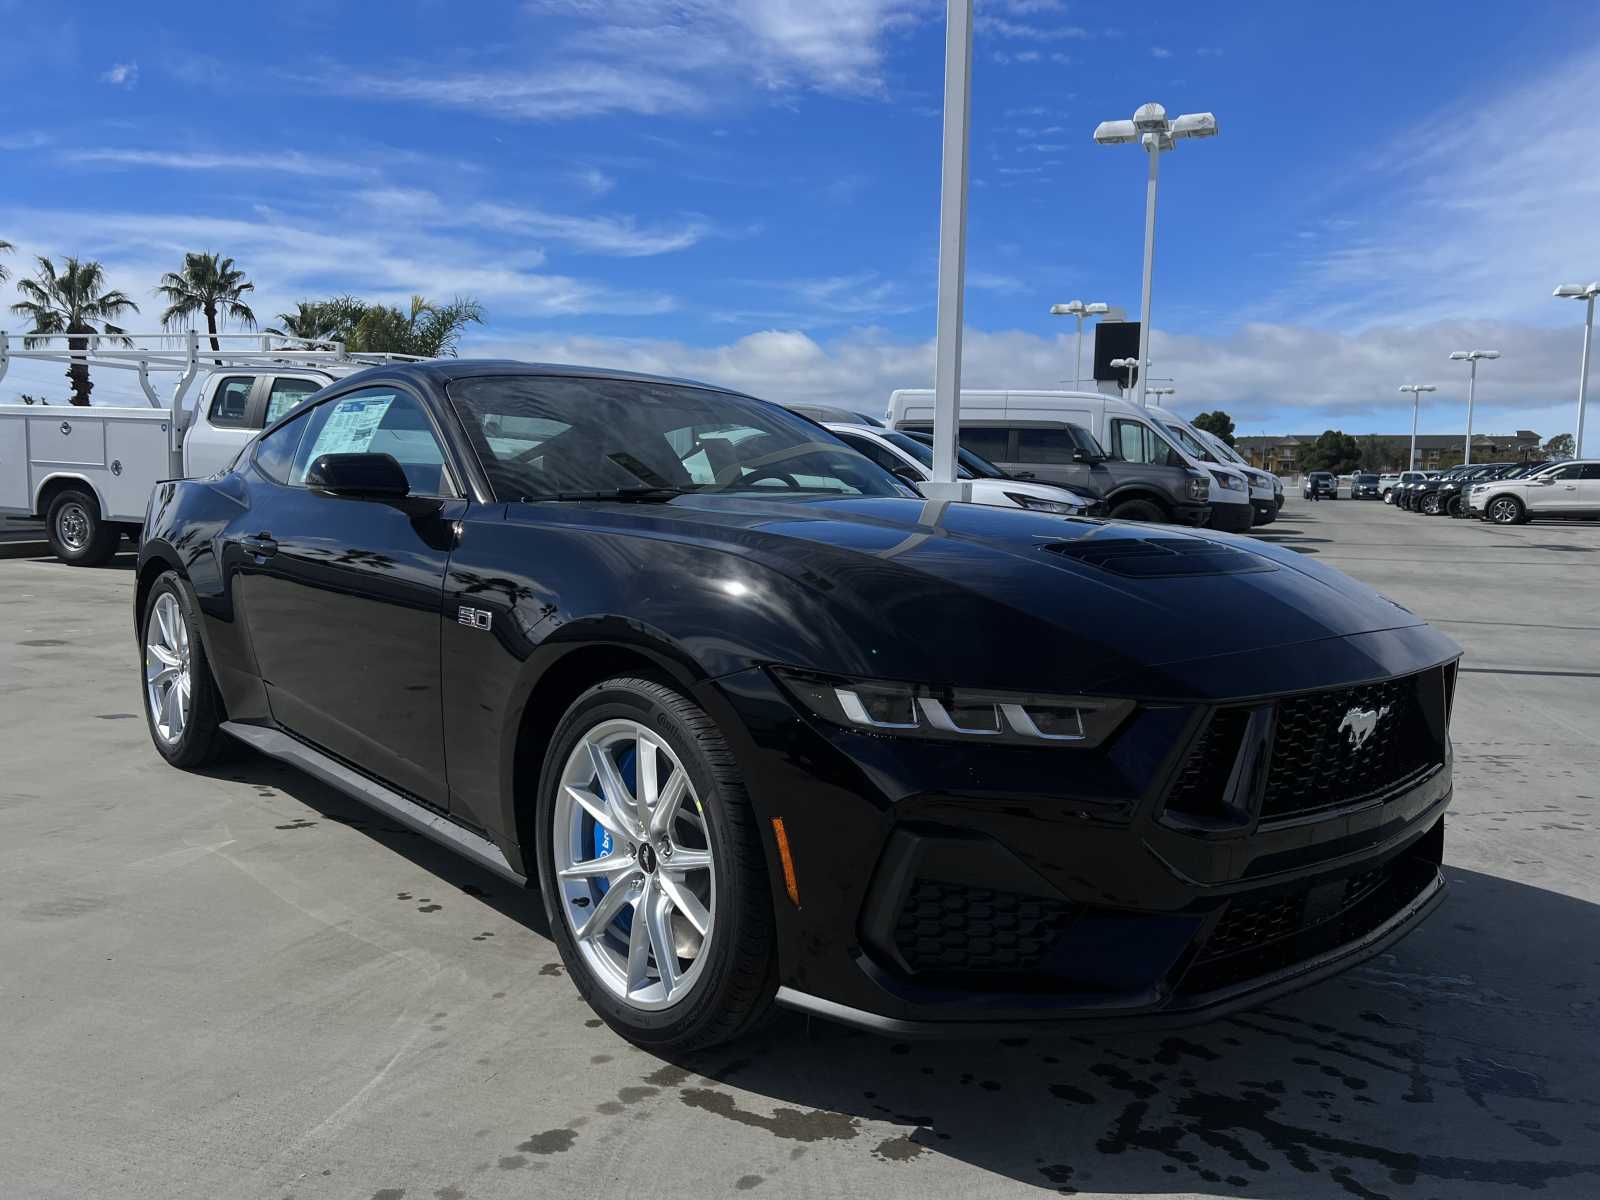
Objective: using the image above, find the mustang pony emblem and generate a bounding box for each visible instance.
[1338,705,1390,751]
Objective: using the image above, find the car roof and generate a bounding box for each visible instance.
[328,358,753,399]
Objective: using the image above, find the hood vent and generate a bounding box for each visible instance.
[1041,535,1277,579]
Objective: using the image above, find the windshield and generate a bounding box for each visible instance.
[1204,434,1248,466]
[876,430,977,479]
[449,375,910,502]
[1151,415,1217,462]
[1354,474,1378,483]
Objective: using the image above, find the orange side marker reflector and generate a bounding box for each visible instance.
[771,817,800,907]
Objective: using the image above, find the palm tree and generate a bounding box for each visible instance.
[0,239,13,285]
[156,252,257,354]
[351,294,483,357]
[268,296,370,346]
[10,256,140,406]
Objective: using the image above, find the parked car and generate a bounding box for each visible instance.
[1382,472,1425,503]
[1195,428,1282,524]
[785,403,885,428]
[886,389,1216,528]
[136,360,1460,1048]
[1469,460,1600,524]
[1395,472,1440,510]
[1433,463,1516,517]
[1409,467,1474,515]
[825,423,1101,516]
[1351,473,1380,500]
[1377,473,1402,501]
[1303,471,1337,499]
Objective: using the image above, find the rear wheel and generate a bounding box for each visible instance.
[1486,495,1525,525]
[536,677,776,1051]
[46,487,120,567]
[1108,497,1165,523]
[141,571,230,767]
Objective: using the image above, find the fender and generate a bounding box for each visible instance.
[33,470,109,519]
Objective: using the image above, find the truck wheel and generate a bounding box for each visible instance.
[1108,498,1165,523]
[537,677,776,1051]
[141,571,230,768]
[45,487,121,567]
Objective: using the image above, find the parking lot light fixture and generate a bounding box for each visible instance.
[1147,386,1176,406]
[1553,282,1599,458]
[1110,356,1140,400]
[1399,384,1438,470]
[1094,102,1218,408]
[1050,301,1111,388]
[1448,350,1500,466]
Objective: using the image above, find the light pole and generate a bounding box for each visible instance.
[1110,357,1139,401]
[1093,102,1217,408]
[1147,386,1175,406]
[1554,282,1598,459]
[1399,384,1437,470]
[1049,300,1110,388]
[1447,349,1500,465]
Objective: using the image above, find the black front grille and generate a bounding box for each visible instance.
[892,879,1072,974]
[1259,673,1439,822]
[1164,708,1250,822]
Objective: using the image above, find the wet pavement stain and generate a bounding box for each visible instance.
[539,963,563,976]
[734,1175,764,1189]
[275,819,316,830]
[873,1133,928,1163]
[517,1128,578,1154]
[680,1088,860,1142]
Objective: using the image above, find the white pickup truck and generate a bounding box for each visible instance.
[0,332,417,565]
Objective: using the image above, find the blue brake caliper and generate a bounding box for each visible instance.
[589,746,635,935]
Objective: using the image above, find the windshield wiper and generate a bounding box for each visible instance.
[523,487,692,503]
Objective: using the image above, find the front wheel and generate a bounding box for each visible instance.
[46,487,120,566]
[1108,498,1166,523]
[1421,493,1441,515]
[1382,489,1394,504]
[1447,495,1465,517]
[1486,496,1525,525]
[536,677,776,1051]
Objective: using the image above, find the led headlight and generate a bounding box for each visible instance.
[1007,492,1088,515]
[1186,476,1210,501]
[773,669,1134,748]
[1209,470,1245,492]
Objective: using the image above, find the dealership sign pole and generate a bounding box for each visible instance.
[1554,283,1598,459]
[1448,349,1499,466]
[926,0,973,500]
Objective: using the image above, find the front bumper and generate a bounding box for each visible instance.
[1171,502,1211,527]
[1208,501,1255,533]
[712,644,1459,1034]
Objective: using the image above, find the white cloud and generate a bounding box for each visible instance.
[1151,46,1172,59]
[975,17,1092,40]
[99,62,138,87]
[59,148,379,179]
[328,1,926,121]
[463,202,712,257]
[570,166,616,196]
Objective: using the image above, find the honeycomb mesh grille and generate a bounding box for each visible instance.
[892,880,1071,974]
[1165,708,1249,819]
[1259,673,1438,821]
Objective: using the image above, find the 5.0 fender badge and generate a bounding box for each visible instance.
[457,606,492,631]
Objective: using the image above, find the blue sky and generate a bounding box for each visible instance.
[3,0,1599,449]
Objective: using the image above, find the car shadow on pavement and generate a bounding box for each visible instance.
[645,867,1600,1198]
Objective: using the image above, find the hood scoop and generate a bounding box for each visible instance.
[1041,535,1278,579]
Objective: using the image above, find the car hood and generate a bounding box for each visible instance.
[526,495,1450,698]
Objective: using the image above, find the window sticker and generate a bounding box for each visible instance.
[309,395,393,458]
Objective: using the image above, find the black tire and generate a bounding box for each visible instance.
[140,571,231,768]
[1486,495,1525,525]
[45,487,120,567]
[536,677,776,1051]
[1421,493,1441,515]
[1382,489,1394,504]
[1447,495,1464,518]
[1107,497,1166,523]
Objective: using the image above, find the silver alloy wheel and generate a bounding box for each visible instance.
[56,501,91,551]
[554,719,715,1010]
[144,592,191,743]
[1488,497,1520,524]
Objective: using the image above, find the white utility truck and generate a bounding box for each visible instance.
[0,332,421,565]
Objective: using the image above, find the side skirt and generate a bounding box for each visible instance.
[222,721,527,887]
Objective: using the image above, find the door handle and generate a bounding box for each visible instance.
[240,533,279,557]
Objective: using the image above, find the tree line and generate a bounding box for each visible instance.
[1,242,482,406]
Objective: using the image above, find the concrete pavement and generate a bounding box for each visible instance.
[2,499,1597,1200]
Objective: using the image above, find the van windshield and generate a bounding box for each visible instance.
[1150,415,1217,463]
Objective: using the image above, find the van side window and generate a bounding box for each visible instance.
[956,427,1010,461]
[1111,419,1163,464]
[208,377,256,428]
[1015,427,1076,465]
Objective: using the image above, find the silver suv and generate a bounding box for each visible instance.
[1470,460,1600,524]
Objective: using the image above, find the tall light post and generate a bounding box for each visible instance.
[1399,384,1437,470]
[1050,300,1110,388]
[1110,356,1139,401]
[1447,349,1500,465]
[926,0,974,497]
[1093,102,1217,408]
[1147,386,1175,406]
[1554,282,1598,459]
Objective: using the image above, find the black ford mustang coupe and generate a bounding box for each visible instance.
[136,362,1460,1050]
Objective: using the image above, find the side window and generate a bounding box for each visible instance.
[1015,426,1077,465]
[1548,464,1582,480]
[1582,464,1600,480]
[253,406,314,484]
[262,377,322,426]
[290,388,457,496]
[1111,419,1160,464]
[957,427,1010,461]
[207,376,256,428]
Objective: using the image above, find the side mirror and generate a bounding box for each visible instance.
[1530,475,1555,486]
[1072,449,1105,465]
[305,452,411,498]
[890,464,926,488]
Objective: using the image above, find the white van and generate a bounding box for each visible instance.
[886,388,1251,530]
[1141,408,1266,531]
[1194,427,1283,523]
